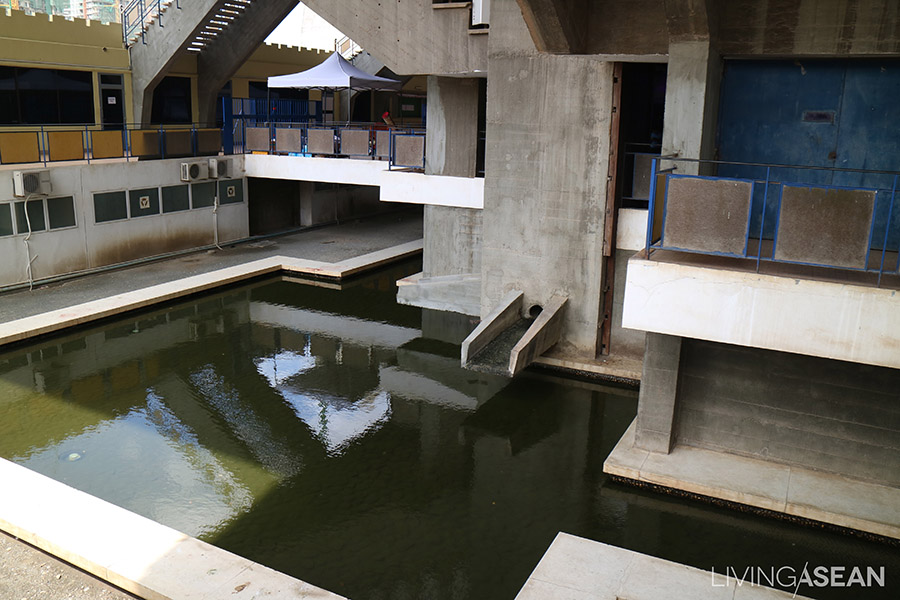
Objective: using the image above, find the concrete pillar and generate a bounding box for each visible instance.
[479,0,612,356]
[425,76,480,178]
[423,205,482,277]
[660,40,722,175]
[634,333,682,454]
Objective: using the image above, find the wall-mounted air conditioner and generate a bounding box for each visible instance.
[180,162,209,182]
[12,170,52,197]
[208,158,230,179]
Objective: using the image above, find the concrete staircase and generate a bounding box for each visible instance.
[127,0,297,125]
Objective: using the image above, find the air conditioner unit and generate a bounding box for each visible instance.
[12,170,52,197]
[208,158,230,179]
[180,162,209,182]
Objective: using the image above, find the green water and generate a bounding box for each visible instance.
[0,261,896,599]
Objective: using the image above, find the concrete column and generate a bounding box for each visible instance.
[634,332,682,454]
[423,205,482,278]
[660,40,722,175]
[425,76,480,178]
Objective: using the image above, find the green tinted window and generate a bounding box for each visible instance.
[162,185,190,213]
[191,181,216,208]
[129,188,160,218]
[0,203,12,236]
[14,200,46,234]
[94,191,127,223]
[47,196,76,229]
[219,179,243,205]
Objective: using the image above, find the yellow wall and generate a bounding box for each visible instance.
[1,12,341,125]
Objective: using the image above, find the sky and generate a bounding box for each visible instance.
[265,3,345,51]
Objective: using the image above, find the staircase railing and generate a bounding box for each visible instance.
[121,0,178,46]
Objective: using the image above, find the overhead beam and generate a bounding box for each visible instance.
[664,0,717,42]
[514,0,587,53]
[196,0,300,127]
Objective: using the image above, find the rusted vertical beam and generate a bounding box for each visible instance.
[598,62,623,357]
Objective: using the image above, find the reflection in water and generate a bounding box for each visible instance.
[0,262,896,600]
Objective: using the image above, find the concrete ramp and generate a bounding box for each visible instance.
[461,291,567,377]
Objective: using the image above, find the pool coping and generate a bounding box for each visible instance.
[0,239,423,349]
[0,458,347,600]
[515,532,814,599]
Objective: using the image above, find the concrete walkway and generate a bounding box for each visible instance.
[0,210,423,323]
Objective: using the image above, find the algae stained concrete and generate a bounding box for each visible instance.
[480,0,612,356]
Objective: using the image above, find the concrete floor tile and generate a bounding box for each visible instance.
[617,554,735,600]
[527,533,634,595]
[515,578,616,600]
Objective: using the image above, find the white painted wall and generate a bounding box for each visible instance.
[616,208,648,251]
[623,257,900,370]
[0,158,249,287]
[244,154,485,208]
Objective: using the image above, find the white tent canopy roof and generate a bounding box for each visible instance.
[267,52,402,91]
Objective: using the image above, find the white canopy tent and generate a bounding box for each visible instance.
[267,52,402,91]
[267,52,402,123]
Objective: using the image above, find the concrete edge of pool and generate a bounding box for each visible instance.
[0,239,423,349]
[605,421,900,541]
[516,532,815,599]
[0,458,347,600]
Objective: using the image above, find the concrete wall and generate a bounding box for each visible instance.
[675,338,900,486]
[423,206,482,278]
[0,158,248,287]
[623,256,900,370]
[302,0,487,75]
[719,0,900,56]
[480,0,612,356]
[425,76,480,178]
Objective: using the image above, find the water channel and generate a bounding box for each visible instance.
[0,260,896,599]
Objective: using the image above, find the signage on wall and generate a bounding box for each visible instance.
[107,96,117,105]
[226,185,236,198]
[139,196,150,209]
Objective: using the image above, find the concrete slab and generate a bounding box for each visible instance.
[0,458,345,600]
[532,350,643,383]
[0,240,422,349]
[516,533,812,600]
[604,419,900,539]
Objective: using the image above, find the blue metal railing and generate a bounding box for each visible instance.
[644,157,900,286]
[234,117,425,169]
[0,122,227,167]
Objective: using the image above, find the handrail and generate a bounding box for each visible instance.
[644,156,900,286]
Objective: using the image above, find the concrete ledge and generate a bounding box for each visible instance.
[516,532,812,600]
[604,420,900,540]
[243,154,484,209]
[0,458,344,600]
[396,271,481,316]
[0,240,422,349]
[622,256,900,369]
[460,289,523,366]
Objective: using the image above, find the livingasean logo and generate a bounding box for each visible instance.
[711,563,886,597]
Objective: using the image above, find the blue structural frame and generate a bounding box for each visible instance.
[644,156,900,285]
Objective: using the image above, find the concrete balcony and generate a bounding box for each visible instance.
[622,158,900,369]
